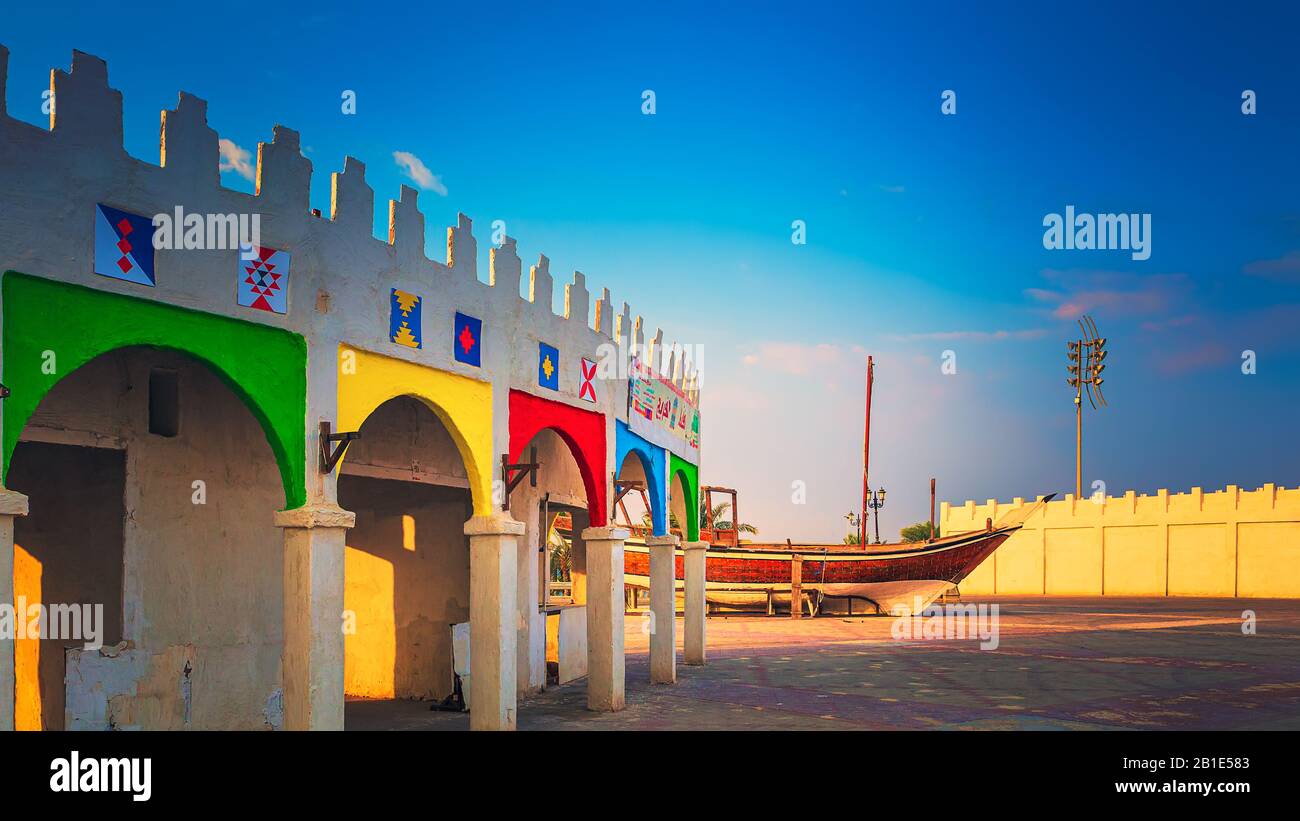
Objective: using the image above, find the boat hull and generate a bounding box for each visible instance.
[624,528,1013,615]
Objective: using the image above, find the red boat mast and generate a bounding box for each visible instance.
[860,356,873,547]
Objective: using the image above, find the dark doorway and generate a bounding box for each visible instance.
[8,441,126,730]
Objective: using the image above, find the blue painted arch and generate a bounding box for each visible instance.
[615,420,668,536]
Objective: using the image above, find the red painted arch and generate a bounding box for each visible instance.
[508,389,608,526]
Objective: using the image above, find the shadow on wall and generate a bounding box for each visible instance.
[10,441,125,731]
[339,475,472,701]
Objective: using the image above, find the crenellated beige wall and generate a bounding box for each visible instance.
[943,485,1300,598]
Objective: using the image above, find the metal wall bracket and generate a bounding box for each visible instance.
[500,447,540,510]
[319,421,360,473]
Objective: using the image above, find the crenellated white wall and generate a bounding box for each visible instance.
[0,45,703,514]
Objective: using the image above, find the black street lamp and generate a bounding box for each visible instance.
[867,486,886,544]
[844,511,862,544]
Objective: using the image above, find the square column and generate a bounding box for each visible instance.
[465,512,525,730]
[683,540,709,666]
[645,534,679,684]
[582,525,629,711]
[274,503,355,731]
[0,489,30,732]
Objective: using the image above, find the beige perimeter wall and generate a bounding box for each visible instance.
[944,485,1300,598]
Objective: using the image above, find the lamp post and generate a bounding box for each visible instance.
[867,487,886,544]
[845,511,862,545]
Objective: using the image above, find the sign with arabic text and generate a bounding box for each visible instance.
[627,356,700,462]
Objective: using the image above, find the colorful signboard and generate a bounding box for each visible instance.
[627,356,700,461]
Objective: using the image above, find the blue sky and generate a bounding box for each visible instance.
[5,1,1299,540]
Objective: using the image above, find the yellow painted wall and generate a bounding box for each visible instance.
[1168,524,1232,597]
[343,547,396,699]
[946,485,1300,599]
[339,473,471,702]
[1238,521,1300,598]
[1045,527,1100,595]
[1102,525,1164,596]
[993,532,1043,594]
[962,549,996,594]
[337,345,494,515]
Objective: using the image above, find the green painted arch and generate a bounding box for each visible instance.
[669,453,700,542]
[2,271,307,509]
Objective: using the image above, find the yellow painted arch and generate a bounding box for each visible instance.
[337,345,494,516]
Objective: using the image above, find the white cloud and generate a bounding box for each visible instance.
[218,138,254,181]
[392,151,448,196]
[740,342,845,375]
[877,183,905,194]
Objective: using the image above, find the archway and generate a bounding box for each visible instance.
[336,346,493,516]
[507,390,607,526]
[669,454,700,542]
[334,347,494,725]
[336,396,474,711]
[2,272,306,508]
[667,454,707,668]
[508,425,598,697]
[505,390,629,711]
[7,345,289,729]
[614,420,667,537]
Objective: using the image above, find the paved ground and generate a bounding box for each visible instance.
[344,596,1300,730]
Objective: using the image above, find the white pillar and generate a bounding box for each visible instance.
[274,503,354,731]
[645,534,678,684]
[465,512,524,730]
[583,525,629,711]
[683,540,708,666]
[0,489,29,732]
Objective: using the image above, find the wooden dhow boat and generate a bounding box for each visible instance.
[623,496,1051,615]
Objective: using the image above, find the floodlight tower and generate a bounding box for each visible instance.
[1067,314,1108,497]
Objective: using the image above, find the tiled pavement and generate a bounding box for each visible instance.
[344,597,1300,730]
